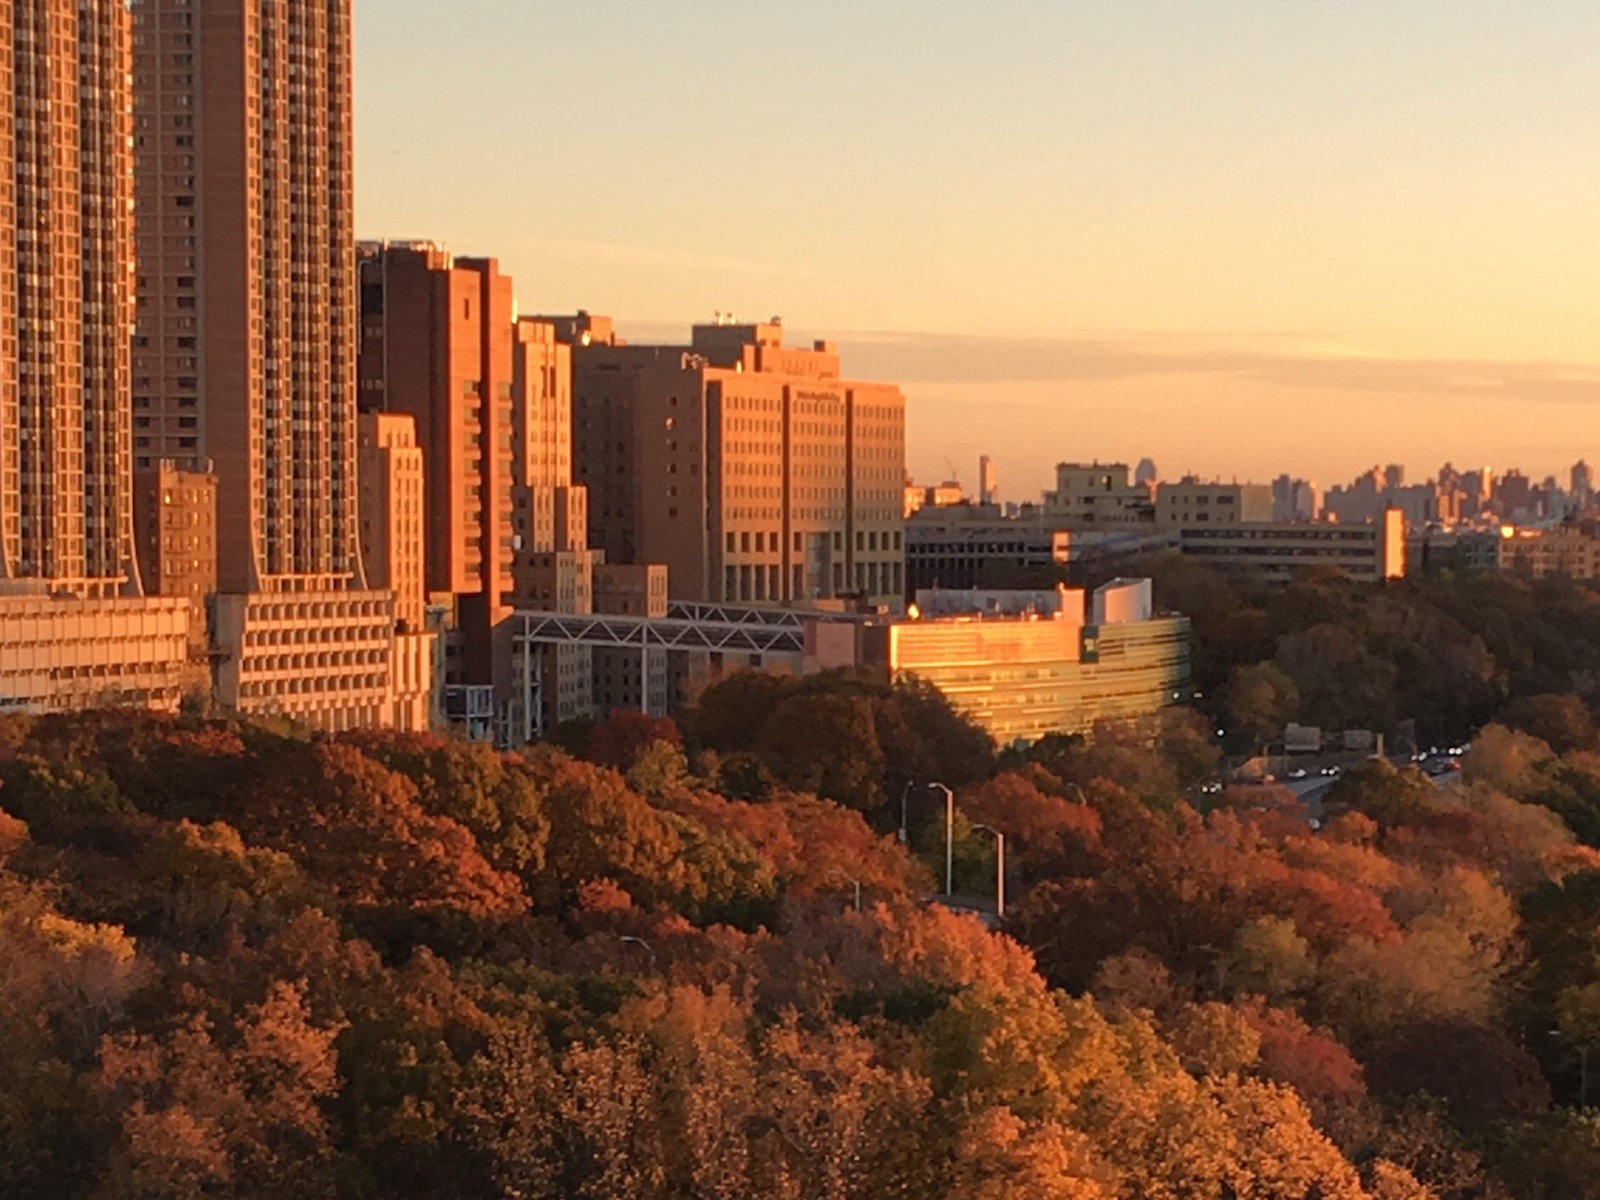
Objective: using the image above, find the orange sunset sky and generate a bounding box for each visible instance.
[355,1,1600,501]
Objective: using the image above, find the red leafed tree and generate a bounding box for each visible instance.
[661,786,921,902]
[958,771,1102,879]
[237,743,529,947]
[587,712,683,773]
[1237,1002,1366,1110]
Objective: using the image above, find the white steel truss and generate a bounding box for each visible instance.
[664,600,811,630]
[512,610,805,656]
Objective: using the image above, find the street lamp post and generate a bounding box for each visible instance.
[972,823,1006,917]
[827,868,863,912]
[932,783,954,895]
[899,781,913,845]
[618,935,656,970]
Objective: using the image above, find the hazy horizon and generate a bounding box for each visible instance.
[354,0,1600,499]
[562,315,1599,500]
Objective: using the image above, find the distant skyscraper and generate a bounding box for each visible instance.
[133,0,361,593]
[1572,460,1593,507]
[1496,469,1533,519]
[1271,475,1319,522]
[1134,458,1159,489]
[1,0,139,593]
[1460,468,1493,518]
[978,455,998,506]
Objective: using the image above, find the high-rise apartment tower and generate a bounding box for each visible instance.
[356,244,513,615]
[1,1,140,593]
[132,0,361,593]
[129,1,434,733]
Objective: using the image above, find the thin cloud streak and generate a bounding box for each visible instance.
[828,328,1600,408]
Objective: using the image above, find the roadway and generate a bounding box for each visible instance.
[1277,763,1461,824]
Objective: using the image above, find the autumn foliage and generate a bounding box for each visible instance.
[6,667,1600,1197]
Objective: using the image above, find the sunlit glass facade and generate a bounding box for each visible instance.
[888,611,1191,747]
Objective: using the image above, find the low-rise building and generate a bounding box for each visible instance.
[887,579,1191,746]
[133,462,218,652]
[390,629,438,733]
[1496,525,1600,579]
[1156,479,1274,529]
[0,590,200,714]
[905,503,1069,596]
[1408,528,1499,574]
[904,478,966,518]
[210,589,434,734]
[1042,462,1153,526]
[1176,510,1407,584]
